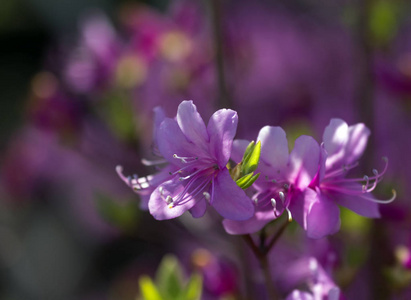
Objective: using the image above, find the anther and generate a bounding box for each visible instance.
[283,184,289,190]
[382,156,388,163]
[271,198,276,208]
[159,186,164,195]
[253,198,258,205]
[372,169,379,176]
[286,207,293,222]
[279,191,285,203]
[166,196,173,206]
[203,192,211,201]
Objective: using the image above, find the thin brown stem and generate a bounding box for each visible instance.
[242,234,278,300]
[264,219,290,255]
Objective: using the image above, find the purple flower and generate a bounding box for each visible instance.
[223,119,394,239]
[285,258,342,300]
[119,100,254,221]
[291,119,395,238]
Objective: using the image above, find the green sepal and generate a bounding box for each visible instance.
[180,273,203,300]
[139,275,163,300]
[236,172,261,190]
[155,255,184,299]
[241,141,261,175]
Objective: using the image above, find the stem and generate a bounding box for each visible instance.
[264,218,290,255]
[242,235,278,300]
[210,0,231,109]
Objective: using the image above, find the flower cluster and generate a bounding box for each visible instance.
[118,100,394,239]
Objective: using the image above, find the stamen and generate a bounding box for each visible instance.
[141,158,167,166]
[278,191,285,204]
[283,184,289,190]
[159,186,164,195]
[286,207,293,222]
[173,154,199,163]
[271,198,279,217]
[253,198,258,205]
[203,192,210,202]
[372,169,379,176]
[361,189,397,204]
[165,195,173,204]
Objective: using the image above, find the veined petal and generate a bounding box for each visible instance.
[211,169,254,220]
[257,126,289,176]
[157,118,202,166]
[344,123,370,166]
[207,109,238,167]
[222,209,275,235]
[176,100,209,148]
[148,177,197,220]
[331,183,380,218]
[323,119,348,168]
[305,190,340,239]
[288,136,321,190]
[189,198,207,218]
[231,139,250,163]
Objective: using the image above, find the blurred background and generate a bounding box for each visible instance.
[1,0,411,299]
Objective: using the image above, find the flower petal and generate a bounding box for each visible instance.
[323,119,348,166]
[190,198,207,218]
[211,169,254,220]
[305,190,341,239]
[207,109,238,167]
[157,118,201,166]
[176,100,209,149]
[148,177,197,220]
[257,126,289,176]
[331,183,380,218]
[344,123,370,166]
[222,209,275,235]
[288,136,321,190]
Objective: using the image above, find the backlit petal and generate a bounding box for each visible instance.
[211,169,254,220]
[207,109,238,167]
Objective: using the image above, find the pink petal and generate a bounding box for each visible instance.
[189,198,207,218]
[257,126,289,177]
[176,100,209,150]
[207,109,238,167]
[305,190,341,239]
[323,119,349,169]
[344,123,370,166]
[148,177,197,220]
[288,136,321,190]
[211,169,254,220]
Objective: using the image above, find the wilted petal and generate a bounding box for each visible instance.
[288,136,321,190]
[176,100,209,149]
[212,169,254,220]
[305,190,340,239]
[148,177,197,220]
[207,109,238,167]
[222,209,275,235]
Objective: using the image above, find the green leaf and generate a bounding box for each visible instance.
[181,273,203,300]
[241,141,261,175]
[155,255,184,299]
[236,172,260,190]
[139,276,163,300]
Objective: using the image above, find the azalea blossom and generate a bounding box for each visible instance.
[118,100,254,220]
[224,119,395,239]
[285,258,341,300]
[290,119,395,238]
